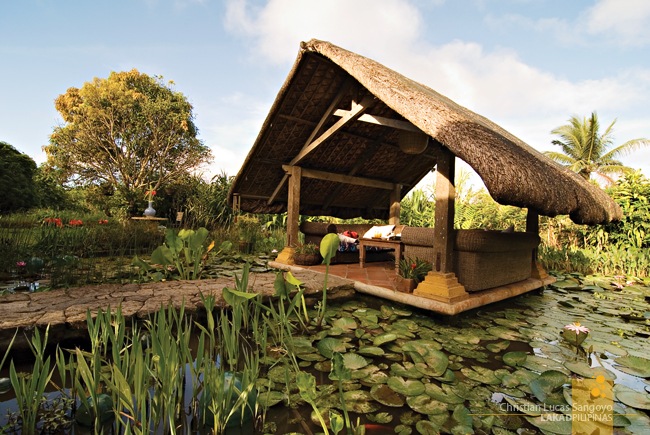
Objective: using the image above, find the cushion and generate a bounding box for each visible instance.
[361,225,395,240]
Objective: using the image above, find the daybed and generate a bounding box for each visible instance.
[299,222,540,292]
[299,222,395,264]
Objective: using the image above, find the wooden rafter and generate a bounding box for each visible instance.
[267,79,353,205]
[332,110,421,132]
[281,165,396,191]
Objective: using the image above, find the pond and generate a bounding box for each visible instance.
[0,271,649,434]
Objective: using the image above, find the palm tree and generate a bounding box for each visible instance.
[545,112,649,185]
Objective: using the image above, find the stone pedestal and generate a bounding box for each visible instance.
[414,272,469,303]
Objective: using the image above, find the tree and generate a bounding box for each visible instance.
[545,112,649,185]
[0,141,37,212]
[44,69,212,212]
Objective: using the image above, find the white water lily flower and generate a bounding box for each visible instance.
[564,322,590,335]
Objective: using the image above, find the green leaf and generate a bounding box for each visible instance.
[615,355,650,378]
[317,337,348,359]
[503,351,528,367]
[320,233,340,265]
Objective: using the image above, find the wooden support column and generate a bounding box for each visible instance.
[414,146,469,303]
[276,166,301,265]
[389,184,401,226]
[526,208,549,280]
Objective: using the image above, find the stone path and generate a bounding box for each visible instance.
[0,269,355,351]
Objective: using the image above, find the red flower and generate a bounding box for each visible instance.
[411,263,417,270]
[43,217,63,228]
[69,219,83,226]
[98,219,108,225]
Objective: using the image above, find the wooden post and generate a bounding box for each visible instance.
[526,208,549,280]
[389,184,401,225]
[414,146,468,303]
[276,165,301,264]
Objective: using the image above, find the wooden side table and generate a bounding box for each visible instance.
[359,238,403,271]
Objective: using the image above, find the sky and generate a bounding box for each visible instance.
[2,0,649,189]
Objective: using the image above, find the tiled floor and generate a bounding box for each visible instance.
[294,261,400,291]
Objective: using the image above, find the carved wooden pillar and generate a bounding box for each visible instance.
[276,165,301,264]
[526,208,549,279]
[414,145,469,303]
[389,184,401,226]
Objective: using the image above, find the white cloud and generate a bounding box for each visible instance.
[222,0,650,178]
[583,0,650,46]
[225,0,422,64]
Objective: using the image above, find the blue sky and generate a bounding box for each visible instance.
[2,0,649,186]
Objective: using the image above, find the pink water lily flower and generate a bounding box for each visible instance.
[16,261,26,267]
[564,322,590,334]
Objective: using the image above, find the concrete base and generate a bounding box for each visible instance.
[356,276,556,315]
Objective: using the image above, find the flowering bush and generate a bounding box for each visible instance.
[398,257,432,283]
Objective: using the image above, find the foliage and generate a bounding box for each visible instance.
[132,227,227,281]
[236,214,261,243]
[294,242,320,255]
[600,171,650,249]
[545,112,649,184]
[0,141,37,212]
[44,69,212,213]
[398,257,432,283]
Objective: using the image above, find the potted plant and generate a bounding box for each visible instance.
[292,242,322,265]
[397,257,432,293]
[236,214,260,253]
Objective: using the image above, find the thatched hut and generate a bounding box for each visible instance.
[228,39,621,312]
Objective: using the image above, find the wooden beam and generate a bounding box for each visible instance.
[433,146,456,273]
[290,95,375,165]
[286,166,301,248]
[268,80,353,205]
[333,111,421,132]
[414,144,469,303]
[282,165,396,190]
[389,184,402,225]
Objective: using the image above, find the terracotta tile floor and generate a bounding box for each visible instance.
[294,261,400,291]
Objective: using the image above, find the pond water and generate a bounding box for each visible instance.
[1,272,649,434]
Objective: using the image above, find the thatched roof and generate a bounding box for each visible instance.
[228,39,621,225]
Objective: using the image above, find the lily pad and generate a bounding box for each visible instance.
[332,317,357,332]
[317,337,348,358]
[523,355,569,374]
[529,370,569,406]
[524,415,573,434]
[357,345,385,356]
[405,395,448,415]
[564,360,616,381]
[614,355,650,378]
[614,384,650,410]
[391,362,426,379]
[424,383,465,404]
[342,353,370,370]
[503,351,528,367]
[486,340,511,353]
[342,390,382,413]
[461,366,501,385]
[370,384,406,407]
[387,376,425,396]
[373,332,398,346]
[256,390,285,407]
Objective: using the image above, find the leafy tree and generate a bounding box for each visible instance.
[0,141,37,212]
[44,69,212,213]
[545,112,649,184]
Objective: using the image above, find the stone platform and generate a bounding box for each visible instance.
[0,270,355,351]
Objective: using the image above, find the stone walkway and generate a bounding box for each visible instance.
[0,269,355,351]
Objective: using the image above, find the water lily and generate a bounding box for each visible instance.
[562,321,590,347]
[16,261,26,268]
